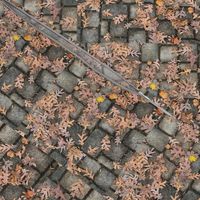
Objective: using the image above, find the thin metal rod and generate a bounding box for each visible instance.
[2,0,172,117]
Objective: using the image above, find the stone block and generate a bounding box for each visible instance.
[123,130,149,153]
[2,185,24,200]
[26,144,52,173]
[110,22,127,37]
[192,179,200,193]
[182,191,199,200]
[0,125,19,144]
[158,21,176,35]
[130,4,138,18]
[141,43,159,61]
[69,59,87,78]
[159,116,178,136]
[146,128,169,152]
[47,46,65,61]
[79,156,101,174]
[160,46,178,62]
[87,12,100,27]
[0,92,12,111]
[86,190,104,200]
[24,0,41,13]
[94,168,115,190]
[60,172,90,199]
[82,129,106,156]
[62,7,77,31]
[82,28,99,43]
[7,104,26,126]
[56,71,78,93]
[135,103,154,118]
[15,58,29,73]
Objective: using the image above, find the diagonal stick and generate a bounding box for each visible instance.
[2,0,173,117]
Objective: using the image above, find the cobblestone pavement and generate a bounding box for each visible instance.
[0,0,200,200]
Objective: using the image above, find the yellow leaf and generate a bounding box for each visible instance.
[189,155,197,163]
[149,82,157,91]
[159,90,168,99]
[12,34,20,41]
[108,93,118,100]
[23,34,32,41]
[96,96,105,103]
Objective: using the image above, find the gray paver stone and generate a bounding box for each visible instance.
[0,67,21,92]
[101,20,109,36]
[82,28,99,43]
[99,99,112,112]
[159,116,178,136]
[135,103,154,118]
[50,150,67,166]
[130,4,138,18]
[62,0,77,5]
[47,46,65,61]
[60,172,90,199]
[70,100,84,119]
[26,144,52,173]
[94,168,115,190]
[158,21,176,35]
[0,124,19,144]
[17,81,39,99]
[123,130,149,153]
[51,166,66,182]
[36,70,59,92]
[110,22,127,37]
[0,2,4,17]
[141,43,159,61]
[86,190,104,200]
[2,185,24,200]
[162,159,176,180]
[104,142,127,161]
[98,155,113,170]
[192,179,200,193]
[79,156,101,174]
[182,191,199,200]
[160,46,178,62]
[87,12,100,27]
[62,7,77,31]
[82,129,106,156]
[146,128,169,151]
[10,93,25,107]
[102,4,127,19]
[15,57,29,73]
[56,71,78,93]
[7,104,26,125]
[24,0,41,13]
[69,59,87,78]
[0,92,12,111]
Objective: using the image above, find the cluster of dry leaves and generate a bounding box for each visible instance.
[0,0,200,199]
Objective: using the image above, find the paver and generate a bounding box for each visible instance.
[135,103,154,118]
[182,190,199,200]
[60,172,91,199]
[159,116,178,136]
[0,92,12,111]
[82,28,99,43]
[47,46,65,61]
[36,70,59,92]
[69,59,87,78]
[2,185,24,200]
[17,81,39,99]
[130,4,138,18]
[86,190,104,200]
[123,130,149,153]
[104,141,127,161]
[94,168,116,190]
[56,71,78,93]
[141,43,159,61]
[62,7,77,32]
[7,104,27,125]
[160,46,178,62]
[82,129,106,156]
[146,128,169,152]
[192,179,200,193]
[24,0,41,13]
[102,4,128,19]
[79,156,101,174]
[0,124,19,144]
[15,57,29,73]
[26,144,52,173]
[87,12,100,28]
